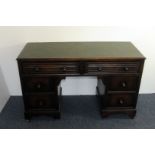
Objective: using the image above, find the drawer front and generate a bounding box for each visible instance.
[22,77,59,92]
[106,76,139,91]
[21,61,141,75]
[87,62,140,74]
[24,94,58,109]
[23,77,51,92]
[21,62,79,74]
[106,94,136,107]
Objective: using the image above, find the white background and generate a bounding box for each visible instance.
[0,0,155,155]
[0,27,155,95]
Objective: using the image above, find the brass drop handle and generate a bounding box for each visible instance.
[36,83,41,89]
[124,67,129,71]
[62,67,67,71]
[121,82,126,88]
[119,99,124,105]
[34,67,40,72]
[98,67,102,71]
[39,101,43,106]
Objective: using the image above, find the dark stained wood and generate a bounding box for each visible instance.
[105,93,137,107]
[17,42,145,120]
[105,75,140,91]
[101,109,137,119]
[24,94,58,109]
[23,77,51,92]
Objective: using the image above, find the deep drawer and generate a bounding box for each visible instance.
[24,94,58,109]
[22,77,59,92]
[106,76,139,91]
[22,77,50,92]
[105,94,136,107]
[87,62,140,74]
[21,62,79,74]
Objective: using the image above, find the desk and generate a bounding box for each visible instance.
[17,42,145,120]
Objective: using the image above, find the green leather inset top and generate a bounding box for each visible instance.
[17,42,145,60]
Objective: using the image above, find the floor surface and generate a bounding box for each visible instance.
[0,94,155,129]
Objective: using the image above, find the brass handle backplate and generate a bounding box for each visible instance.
[34,67,40,72]
[119,99,124,105]
[121,82,127,88]
[124,67,129,71]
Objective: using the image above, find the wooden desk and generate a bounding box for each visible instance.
[17,42,145,120]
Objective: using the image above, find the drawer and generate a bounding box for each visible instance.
[105,94,136,107]
[23,77,50,92]
[87,62,140,74]
[106,76,139,91]
[24,94,58,109]
[22,77,58,92]
[21,62,79,74]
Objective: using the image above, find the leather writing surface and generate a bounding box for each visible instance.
[18,42,145,60]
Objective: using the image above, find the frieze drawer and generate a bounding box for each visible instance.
[87,62,140,74]
[21,62,80,75]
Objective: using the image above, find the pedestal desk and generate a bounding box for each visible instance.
[17,42,145,120]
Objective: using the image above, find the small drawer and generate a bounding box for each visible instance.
[23,77,51,92]
[24,94,58,109]
[106,76,139,91]
[21,62,79,75]
[87,62,140,74]
[105,94,136,107]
